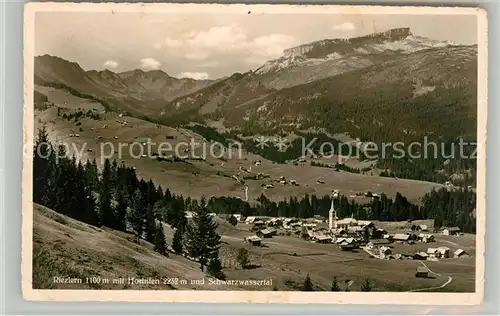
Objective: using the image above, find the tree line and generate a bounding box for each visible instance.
[33,126,226,279]
[207,189,476,233]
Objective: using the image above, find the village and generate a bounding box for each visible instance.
[211,193,470,279]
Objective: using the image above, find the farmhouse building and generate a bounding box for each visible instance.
[246,236,262,246]
[413,252,428,260]
[418,233,435,243]
[442,227,461,235]
[336,218,358,229]
[437,246,450,258]
[257,228,276,238]
[415,266,429,278]
[392,233,411,242]
[454,249,469,258]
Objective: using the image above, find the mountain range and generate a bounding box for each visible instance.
[34,27,478,142]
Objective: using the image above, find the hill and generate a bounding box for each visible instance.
[32,203,236,290]
[34,54,213,116]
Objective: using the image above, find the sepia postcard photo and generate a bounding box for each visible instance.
[22,3,487,304]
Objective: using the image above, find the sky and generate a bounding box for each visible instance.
[35,12,478,80]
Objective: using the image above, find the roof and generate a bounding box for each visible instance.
[454,249,466,256]
[418,233,434,238]
[316,235,332,241]
[357,220,373,226]
[369,239,390,245]
[337,218,357,225]
[417,266,429,273]
[247,236,262,242]
[415,252,428,257]
[393,233,410,241]
[419,224,428,230]
[444,227,461,232]
[427,248,438,254]
[259,228,276,235]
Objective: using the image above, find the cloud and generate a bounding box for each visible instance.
[103,60,119,69]
[155,37,183,49]
[178,72,209,80]
[333,22,356,32]
[185,52,209,61]
[139,58,161,70]
[153,25,298,65]
[197,61,220,68]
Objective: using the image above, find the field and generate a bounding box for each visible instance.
[33,203,475,292]
[34,87,444,205]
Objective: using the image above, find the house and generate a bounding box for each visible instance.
[336,218,358,229]
[415,266,429,278]
[372,228,387,239]
[267,218,283,227]
[379,246,392,259]
[246,236,262,246]
[302,223,317,229]
[315,235,332,244]
[257,228,276,238]
[357,220,374,228]
[367,239,390,249]
[442,227,461,236]
[427,248,440,259]
[245,216,256,224]
[392,233,410,242]
[410,224,421,231]
[437,246,450,258]
[419,224,429,231]
[418,233,435,243]
[454,249,469,258]
[413,252,429,260]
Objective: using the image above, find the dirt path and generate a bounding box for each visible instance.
[407,261,453,292]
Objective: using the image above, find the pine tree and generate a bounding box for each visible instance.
[98,188,115,228]
[33,126,52,204]
[99,159,115,227]
[153,223,168,256]
[207,257,225,280]
[144,206,156,243]
[172,227,184,254]
[184,197,222,271]
[360,278,373,292]
[114,189,128,231]
[331,277,341,291]
[128,189,145,243]
[236,248,250,269]
[302,274,314,291]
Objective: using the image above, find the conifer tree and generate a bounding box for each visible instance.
[144,206,156,243]
[207,257,225,280]
[331,277,341,291]
[128,189,145,243]
[33,126,52,203]
[99,159,116,228]
[153,223,168,256]
[302,274,314,291]
[184,197,222,271]
[114,189,128,231]
[172,227,184,254]
[360,278,373,292]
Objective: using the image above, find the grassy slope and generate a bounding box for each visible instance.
[32,204,236,290]
[32,204,475,292]
[35,96,443,205]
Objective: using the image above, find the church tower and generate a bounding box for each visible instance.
[328,196,337,231]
